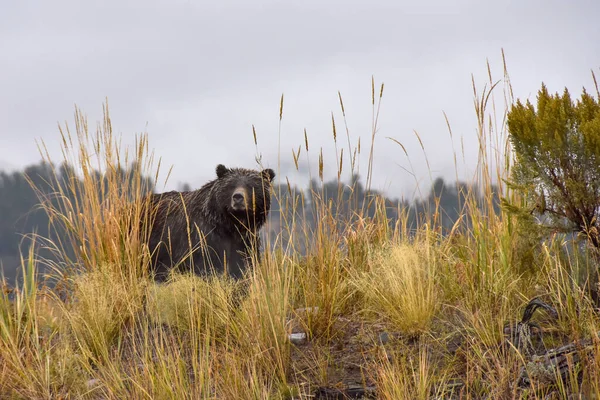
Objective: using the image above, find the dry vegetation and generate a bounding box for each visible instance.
[2,56,600,399]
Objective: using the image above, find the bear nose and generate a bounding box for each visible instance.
[233,193,245,203]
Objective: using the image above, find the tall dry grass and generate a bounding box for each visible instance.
[351,241,439,336]
[1,52,600,399]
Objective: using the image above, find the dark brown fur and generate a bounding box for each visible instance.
[143,164,275,282]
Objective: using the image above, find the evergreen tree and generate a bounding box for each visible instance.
[507,83,600,250]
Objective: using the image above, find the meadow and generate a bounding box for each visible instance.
[2,56,600,399]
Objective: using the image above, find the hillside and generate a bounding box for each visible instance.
[1,76,600,400]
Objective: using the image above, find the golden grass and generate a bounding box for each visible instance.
[68,268,139,359]
[352,242,439,336]
[146,274,235,336]
[1,53,600,399]
[375,343,447,400]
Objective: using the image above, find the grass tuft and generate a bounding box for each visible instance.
[353,242,439,336]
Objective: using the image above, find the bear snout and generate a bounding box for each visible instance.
[231,188,248,210]
[233,193,244,202]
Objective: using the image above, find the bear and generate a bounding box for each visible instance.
[142,164,276,282]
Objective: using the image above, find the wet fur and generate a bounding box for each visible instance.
[144,164,275,282]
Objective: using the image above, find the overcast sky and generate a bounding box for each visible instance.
[1,0,599,200]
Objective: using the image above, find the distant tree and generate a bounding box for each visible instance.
[507,83,600,251]
[0,160,155,286]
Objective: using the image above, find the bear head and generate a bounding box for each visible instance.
[212,164,276,227]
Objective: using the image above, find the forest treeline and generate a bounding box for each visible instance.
[0,161,500,285]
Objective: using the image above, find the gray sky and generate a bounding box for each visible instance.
[1,0,599,200]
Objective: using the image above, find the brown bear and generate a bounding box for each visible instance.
[142,164,276,282]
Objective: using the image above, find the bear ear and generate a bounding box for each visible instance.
[261,168,276,182]
[216,164,229,179]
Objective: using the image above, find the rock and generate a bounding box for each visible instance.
[295,306,320,315]
[86,378,101,389]
[378,331,402,345]
[289,332,308,345]
[378,332,390,344]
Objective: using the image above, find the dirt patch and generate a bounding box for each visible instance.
[287,314,405,398]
